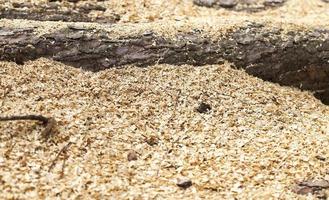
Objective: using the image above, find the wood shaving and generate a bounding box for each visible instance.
[1,59,329,199]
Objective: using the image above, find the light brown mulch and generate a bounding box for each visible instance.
[1,59,329,199]
[1,0,329,199]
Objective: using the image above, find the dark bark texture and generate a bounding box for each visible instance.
[1,22,329,103]
[193,0,287,12]
[0,2,119,23]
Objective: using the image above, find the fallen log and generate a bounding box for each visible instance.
[0,20,329,103]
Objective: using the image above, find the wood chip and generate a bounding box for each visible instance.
[145,135,159,146]
[292,179,329,195]
[196,102,212,114]
[127,150,138,161]
[177,177,193,189]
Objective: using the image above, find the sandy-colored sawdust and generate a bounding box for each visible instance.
[2,0,329,40]
[1,0,329,43]
[104,0,329,25]
[1,14,328,44]
[3,0,329,23]
[1,59,329,199]
[1,0,329,199]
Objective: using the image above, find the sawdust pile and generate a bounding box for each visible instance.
[1,59,329,199]
[1,0,329,199]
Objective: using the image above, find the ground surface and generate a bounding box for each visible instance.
[1,0,329,199]
[1,60,329,199]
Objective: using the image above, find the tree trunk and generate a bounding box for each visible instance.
[1,21,329,102]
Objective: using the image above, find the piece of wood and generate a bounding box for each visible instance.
[0,115,57,140]
[0,2,119,23]
[1,21,329,100]
[48,142,73,172]
[193,0,287,12]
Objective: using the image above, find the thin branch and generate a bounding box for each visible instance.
[0,115,57,140]
[0,115,49,123]
[48,142,73,172]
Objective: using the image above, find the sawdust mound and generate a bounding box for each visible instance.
[1,59,329,199]
[1,0,329,199]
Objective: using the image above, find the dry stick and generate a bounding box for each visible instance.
[0,115,57,140]
[48,142,73,172]
[60,154,69,179]
[0,115,49,123]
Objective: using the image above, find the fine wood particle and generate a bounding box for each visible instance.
[1,59,329,199]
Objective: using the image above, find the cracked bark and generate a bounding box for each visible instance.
[0,2,119,23]
[0,22,329,103]
[193,0,287,12]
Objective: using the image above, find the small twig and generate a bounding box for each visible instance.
[0,115,57,140]
[48,141,73,172]
[0,115,49,123]
[60,154,69,179]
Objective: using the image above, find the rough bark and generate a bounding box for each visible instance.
[193,0,287,12]
[1,22,329,103]
[0,2,119,23]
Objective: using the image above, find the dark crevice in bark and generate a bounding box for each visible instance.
[1,22,329,104]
